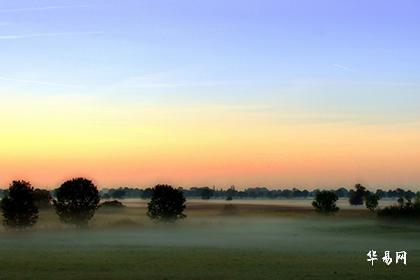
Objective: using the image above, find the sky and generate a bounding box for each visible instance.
[0,0,420,189]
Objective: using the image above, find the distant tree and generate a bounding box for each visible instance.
[200,187,214,200]
[365,193,380,212]
[349,184,367,205]
[141,188,153,199]
[376,189,386,199]
[281,189,293,198]
[225,186,238,199]
[226,196,233,201]
[301,190,310,198]
[32,189,52,209]
[147,184,186,222]
[335,187,349,197]
[1,180,38,229]
[110,189,126,199]
[101,193,111,199]
[53,178,100,227]
[312,191,339,214]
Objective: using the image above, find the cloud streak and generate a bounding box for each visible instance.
[0,31,104,40]
[0,5,89,13]
[0,75,83,88]
[332,64,353,71]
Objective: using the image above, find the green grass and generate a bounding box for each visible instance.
[0,201,419,279]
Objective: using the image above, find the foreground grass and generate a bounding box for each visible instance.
[1,246,418,280]
[0,200,419,279]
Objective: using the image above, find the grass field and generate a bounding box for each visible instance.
[0,199,419,279]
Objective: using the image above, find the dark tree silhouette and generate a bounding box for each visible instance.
[365,193,380,212]
[312,190,339,214]
[53,178,100,227]
[200,187,214,200]
[147,184,186,221]
[378,197,420,218]
[33,189,52,209]
[349,184,367,205]
[1,180,38,229]
[110,189,126,199]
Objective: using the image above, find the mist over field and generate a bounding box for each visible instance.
[1,199,419,279]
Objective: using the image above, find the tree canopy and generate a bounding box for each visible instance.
[349,184,367,205]
[147,184,186,222]
[53,178,100,227]
[312,190,339,214]
[1,180,38,229]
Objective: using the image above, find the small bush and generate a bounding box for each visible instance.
[378,198,420,218]
[100,200,125,209]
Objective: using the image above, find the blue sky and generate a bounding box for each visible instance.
[1,0,419,94]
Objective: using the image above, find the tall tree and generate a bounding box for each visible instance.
[365,193,380,212]
[1,180,38,229]
[53,178,100,227]
[349,184,367,205]
[147,184,186,221]
[312,190,339,214]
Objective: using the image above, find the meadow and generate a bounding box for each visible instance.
[1,199,419,279]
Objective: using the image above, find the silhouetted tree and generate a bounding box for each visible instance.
[312,190,339,214]
[226,186,238,199]
[349,184,367,205]
[376,189,386,198]
[101,193,111,199]
[335,187,349,197]
[200,187,214,200]
[147,184,186,221]
[365,193,380,212]
[141,187,153,199]
[32,189,52,209]
[53,178,100,227]
[378,197,420,218]
[1,180,38,229]
[110,188,126,199]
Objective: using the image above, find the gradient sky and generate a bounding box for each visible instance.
[1,0,420,189]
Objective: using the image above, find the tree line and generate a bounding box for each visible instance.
[1,179,419,230]
[1,184,417,201]
[312,184,420,215]
[98,185,418,200]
